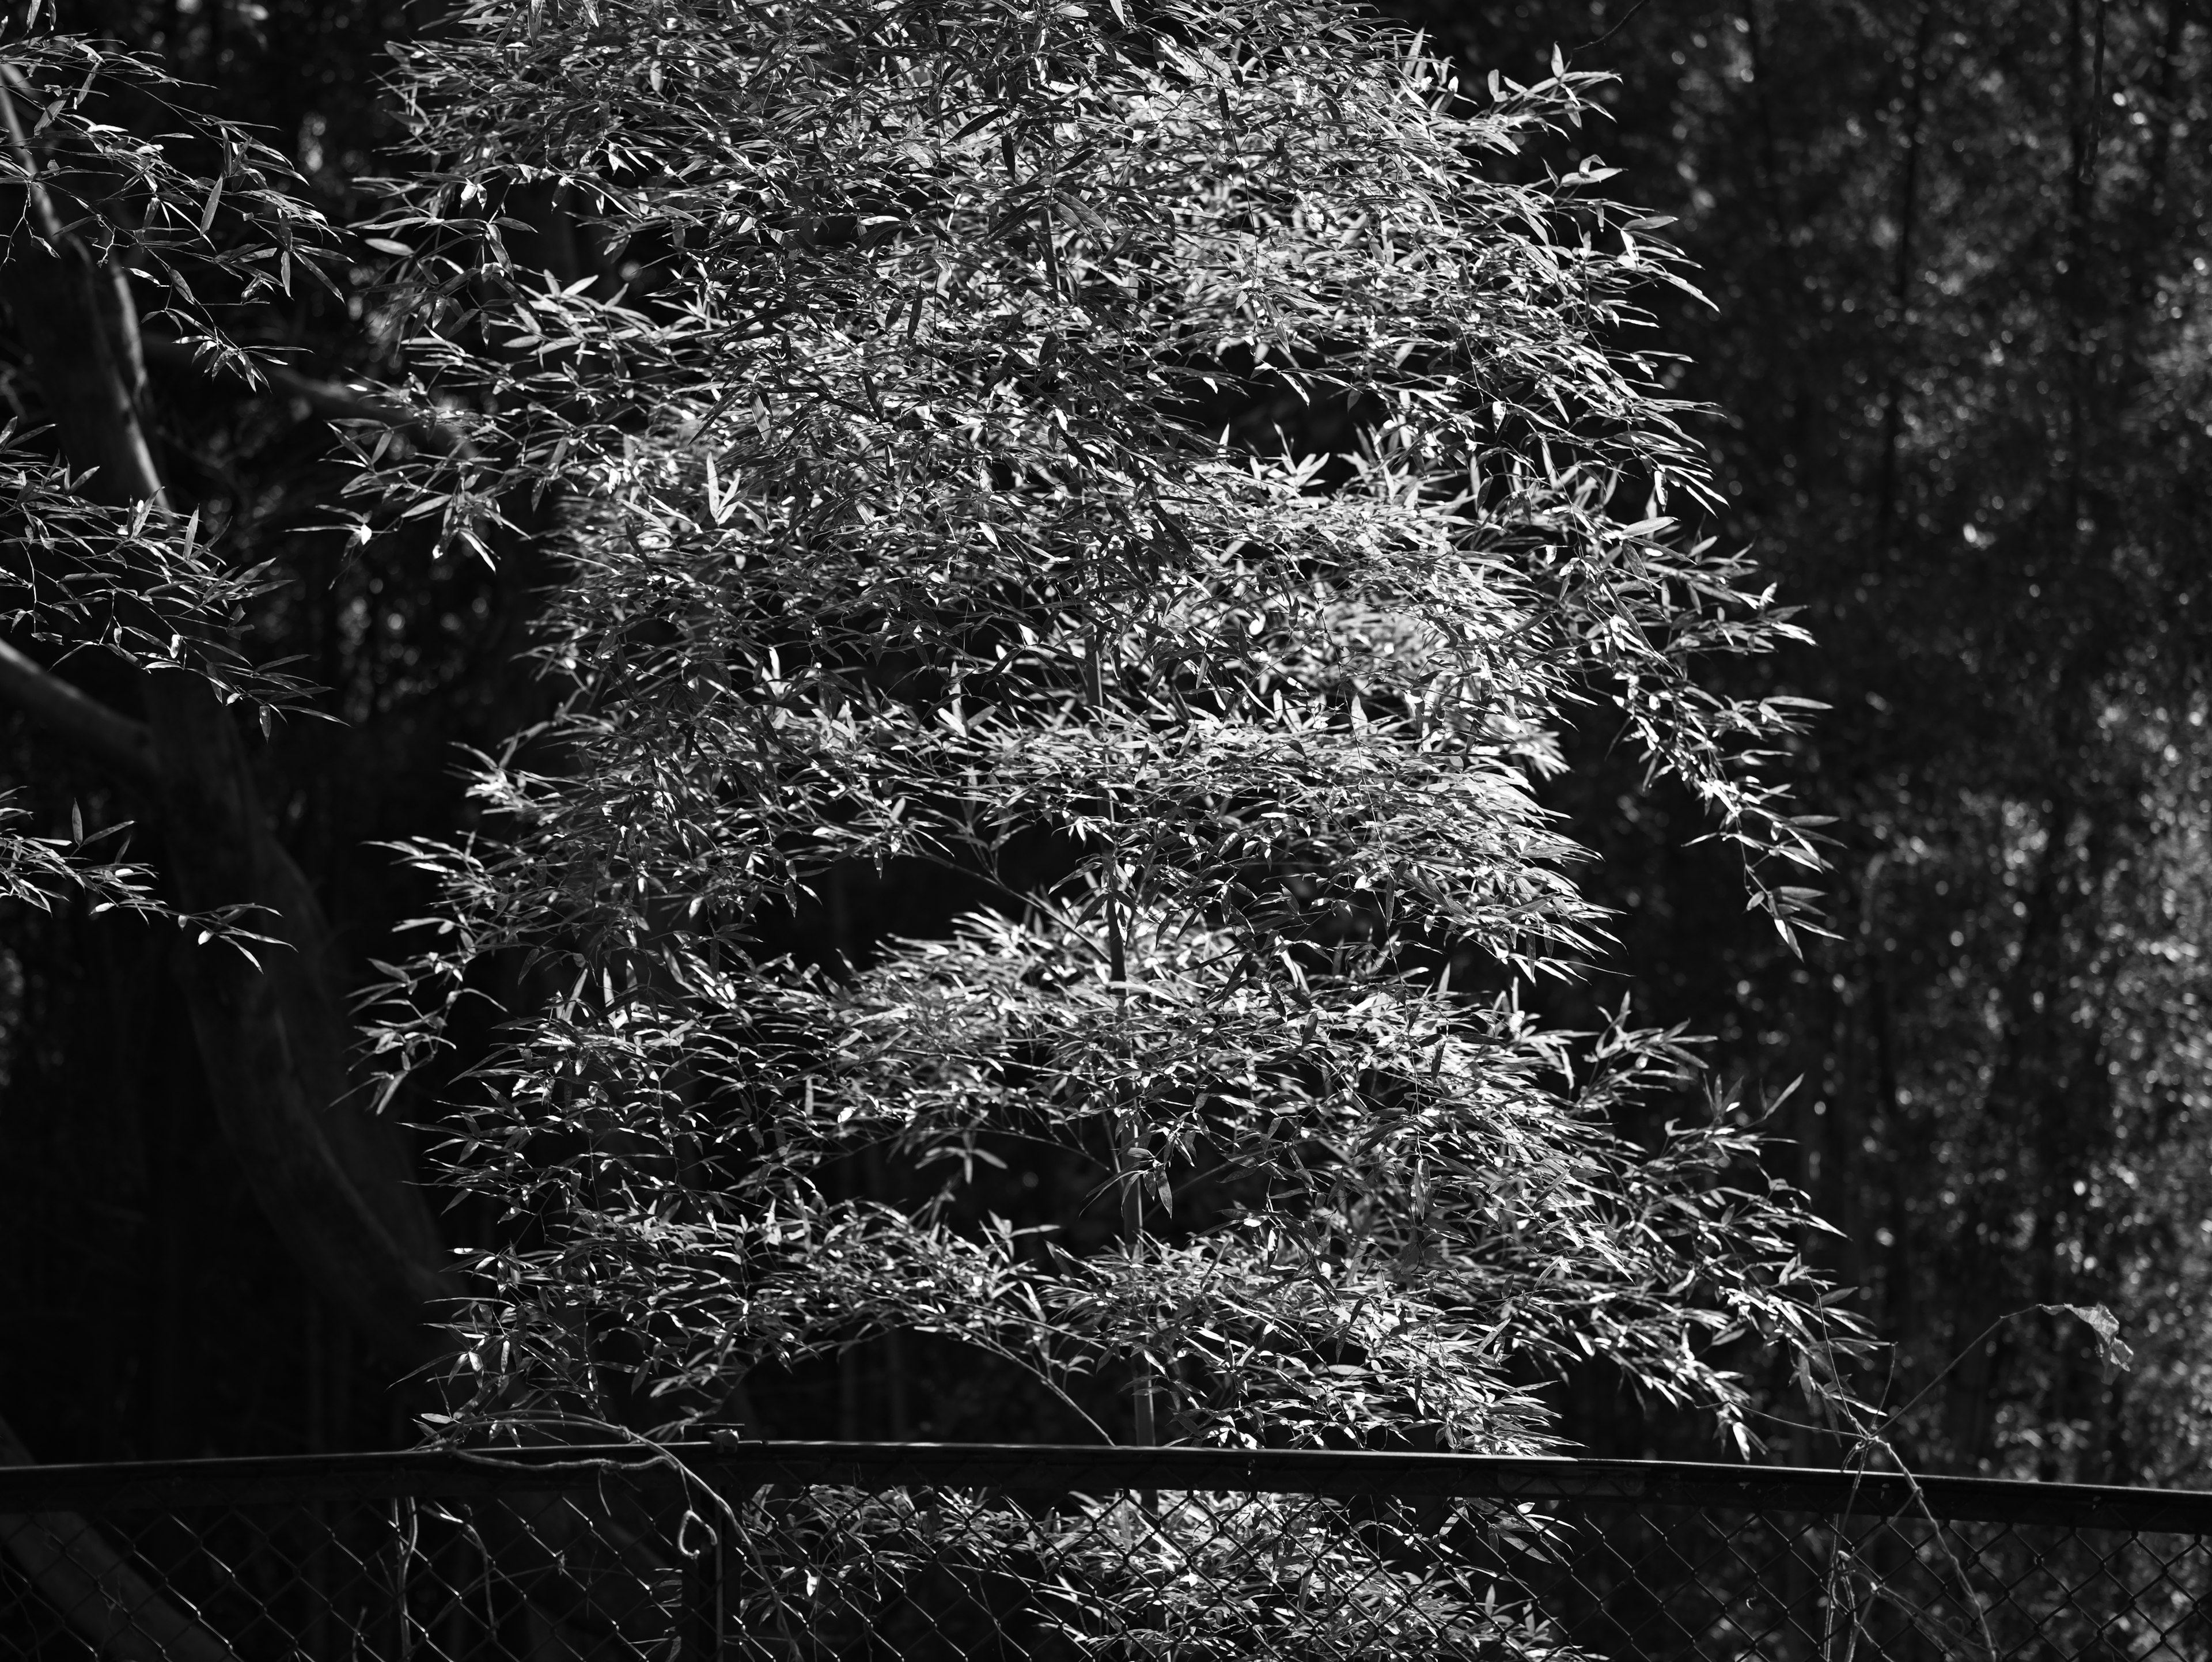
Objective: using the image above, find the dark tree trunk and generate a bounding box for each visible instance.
[0,82,456,1373]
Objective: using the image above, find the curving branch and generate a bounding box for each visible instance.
[139,334,469,457]
[0,641,160,793]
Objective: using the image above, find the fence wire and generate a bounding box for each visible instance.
[3,1441,2208,1660]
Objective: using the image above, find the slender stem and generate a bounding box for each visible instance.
[1106,809,1156,1447]
[1571,0,1655,55]
[139,332,469,456]
[1093,627,1154,1448]
[1119,1118,1155,1448]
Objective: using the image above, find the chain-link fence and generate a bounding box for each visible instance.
[3,1440,2208,1660]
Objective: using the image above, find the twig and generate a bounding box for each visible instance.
[138,333,469,457]
[1574,0,1658,55]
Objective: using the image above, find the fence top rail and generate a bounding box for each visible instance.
[3,1441,2207,1532]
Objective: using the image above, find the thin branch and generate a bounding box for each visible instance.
[0,641,160,793]
[138,334,469,457]
[1574,0,1658,55]
[0,63,65,245]
[266,364,468,456]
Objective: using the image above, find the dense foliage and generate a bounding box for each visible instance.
[346,0,1839,1451]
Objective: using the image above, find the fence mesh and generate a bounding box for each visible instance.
[3,1442,2208,1660]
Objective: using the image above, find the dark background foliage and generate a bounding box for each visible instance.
[4,0,2206,1484]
